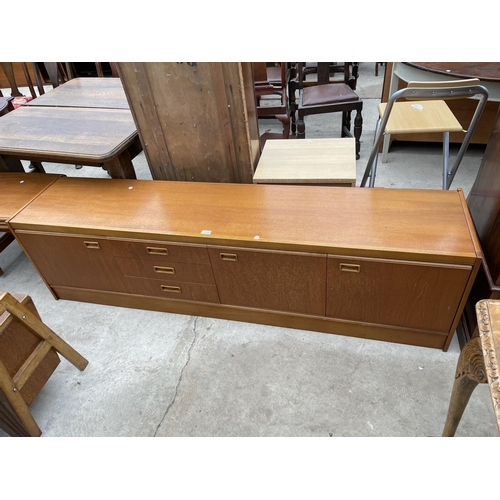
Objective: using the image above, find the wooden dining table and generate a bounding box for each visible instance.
[25,77,130,109]
[0,78,141,179]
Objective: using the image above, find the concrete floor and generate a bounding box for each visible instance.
[0,62,497,438]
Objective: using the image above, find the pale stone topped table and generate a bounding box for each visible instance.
[253,138,356,187]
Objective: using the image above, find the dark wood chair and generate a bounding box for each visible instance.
[253,62,293,148]
[290,62,363,159]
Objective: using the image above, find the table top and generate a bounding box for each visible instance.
[0,173,63,227]
[475,299,500,431]
[25,78,129,109]
[0,105,137,163]
[253,138,356,184]
[9,176,479,265]
[406,63,500,83]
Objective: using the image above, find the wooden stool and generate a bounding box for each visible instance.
[253,138,356,187]
[442,299,500,436]
[0,291,88,437]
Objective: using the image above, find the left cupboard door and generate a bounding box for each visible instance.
[14,231,128,293]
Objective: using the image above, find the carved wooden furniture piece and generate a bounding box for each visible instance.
[253,63,292,147]
[117,62,260,183]
[0,173,63,276]
[253,138,356,186]
[0,291,88,437]
[443,299,500,436]
[6,175,481,351]
[0,105,141,179]
[291,63,363,159]
[360,79,489,189]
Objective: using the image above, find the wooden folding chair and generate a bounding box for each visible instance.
[0,292,88,437]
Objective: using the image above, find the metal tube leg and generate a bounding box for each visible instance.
[443,132,450,190]
[381,133,391,163]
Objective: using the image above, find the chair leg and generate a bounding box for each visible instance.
[360,118,382,187]
[442,337,487,436]
[443,131,450,190]
[297,115,306,139]
[381,133,391,163]
[353,109,363,160]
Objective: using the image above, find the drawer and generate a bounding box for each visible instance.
[115,257,215,284]
[123,276,220,304]
[326,255,472,333]
[108,238,210,265]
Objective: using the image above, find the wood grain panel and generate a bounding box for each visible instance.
[14,231,127,293]
[8,177,479,265]
[327,255,471,333]
[117,62,258,182]
[467,107,500,285]
[108,238,210,264]
[116,257,215,284]
[122,276,219,303]
[208,246,326,316]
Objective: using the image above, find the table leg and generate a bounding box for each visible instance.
[0,155,25,172]
[442,336,487,436]
[103,149,137,179]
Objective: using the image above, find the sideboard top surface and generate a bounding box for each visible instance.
[0,173,62,224]
[8,177,479,264]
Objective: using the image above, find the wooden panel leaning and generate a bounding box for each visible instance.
[0,292,88,437]
[117,62,260,183]
[442,299,500,436]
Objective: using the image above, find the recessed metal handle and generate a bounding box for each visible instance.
[340,263,360,273]
[161,285,181,293]
[154,266,175,275]
[147,247,169,256]
[84,241,100,250]
[220,253,238,262]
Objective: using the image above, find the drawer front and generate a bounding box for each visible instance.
[123,276,220,303]
[208,246,327,316]
[115,257,215,284]
[327,255,472,333]
[108,238,210,265]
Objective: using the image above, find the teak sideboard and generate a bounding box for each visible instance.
[6,176,482,351]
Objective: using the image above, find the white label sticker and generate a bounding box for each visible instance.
[201,230,211,235]
[411,104,424,111]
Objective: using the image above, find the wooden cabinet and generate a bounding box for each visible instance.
[6,176,482,350]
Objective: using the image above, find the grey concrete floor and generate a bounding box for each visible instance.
[0,62,497,438]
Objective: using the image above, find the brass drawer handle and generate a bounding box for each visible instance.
[154,266,175,275]
[147,247,169,256]
[84,241,100,250]
[161,285,181,293]
[340,263,360,273]
[220,253,238,262]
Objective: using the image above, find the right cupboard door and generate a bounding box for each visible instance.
[326,255,472,333]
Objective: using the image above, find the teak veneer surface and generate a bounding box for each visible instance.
[9,177,477,264]
[0,173,62,228]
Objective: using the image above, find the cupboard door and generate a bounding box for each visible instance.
[208,246,326,316]
[15,231,127,293]
[326,256,472,333]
